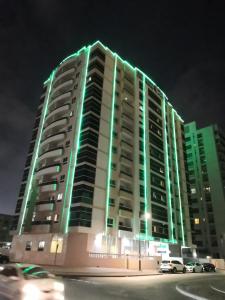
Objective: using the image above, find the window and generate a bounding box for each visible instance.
[77,145,97,165]
[54,214,58,222]
[63,157,68,164]
[69,206,92,227]
[65,140,70,148]
[90,48,105,61]
[57,193,63,200]
[25,241,32,251]
[110,180,116,187]
[38,241,45,251]
[67,125,72,132]
[0,267,18,277]
[72,184,94,205]
[80,129,99,148]
[194,218,200,225]
[109,198,115,207]
[46,216,52,221]
[74,164,96,184]
[107,218,113,228]
[191,188,196,194]
[60,175,65,182]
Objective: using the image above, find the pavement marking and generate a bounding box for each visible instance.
[176,285,208,300]
[210,285,225,294]
[68,278,100,285]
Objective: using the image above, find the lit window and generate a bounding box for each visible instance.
[32,212,36,222]
[46,216,52,221]
[57,193,63,200]
[54,214,58,222]
[38,241,45,251]
[191,188,196,194]
[194,218,200,225]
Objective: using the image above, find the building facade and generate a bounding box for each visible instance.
[185,122,225,258]
[11,41,192,266]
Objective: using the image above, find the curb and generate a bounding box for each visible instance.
[55,272,163,278]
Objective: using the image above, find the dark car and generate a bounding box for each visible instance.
[203,263,216,272]
[0,254,9,264]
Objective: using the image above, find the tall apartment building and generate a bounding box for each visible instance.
[185,122,225,258]
[11,41,192,266]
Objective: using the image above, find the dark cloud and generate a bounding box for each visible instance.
[0,0,225,214]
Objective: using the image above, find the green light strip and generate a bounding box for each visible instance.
[105,54,117,233]
[18,71,55,235]
[172,110,185,245]
[64,46,91,234]
[142,75,150,238]
[162,98,174,241]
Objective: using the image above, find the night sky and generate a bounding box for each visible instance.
[0,0,225,215]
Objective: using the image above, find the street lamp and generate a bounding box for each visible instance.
[139,212,151,271]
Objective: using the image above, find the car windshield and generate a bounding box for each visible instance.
[186,262,194,266]
[162,260,170,264]
[21,266,51,279]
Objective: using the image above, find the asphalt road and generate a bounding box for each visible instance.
[63,271,225,300]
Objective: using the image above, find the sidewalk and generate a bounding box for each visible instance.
[44,266,162,278]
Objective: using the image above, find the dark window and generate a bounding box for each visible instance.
[140,185,145,197]
[87,72,103,88]
[152,204,168,222]
[151,174,166,189]
[107,218,113,227]
[77,146,97,165]
[151,188,167,205]
[74,164,96,184]
[82,113,100,132]
[150,146,164,162]
[148,89,161,106]
[149,133,163,150]
[83,98,101,116]
[88,60,104,74]
[69,206,92,227]
[90,48,105,61]
[80,129,99,148]
[72,184,94,205]
[150,159,164,175]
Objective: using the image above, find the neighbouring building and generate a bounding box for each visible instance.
[11,41,192,267]
[185,122,225,258]
[0,214,13,243]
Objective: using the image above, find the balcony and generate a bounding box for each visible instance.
[118,224,132,232]
[53,68,75,88]
[55,57,76,77]
[36,164,60,178]
[119,189,133,200]
[51,79,73,99]
[36,203,54,212]
[41,132,66,148]
[45,104,70,124]
[43,118,68,135]
[39,148,63,162]
[49,91,72,111]
[39,181,57,192]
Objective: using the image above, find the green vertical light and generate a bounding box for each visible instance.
[18,70,55,235]
[172,110,185,246]
[162,98,174,241]
[64,46,91,234]
[105,54,118,232]
[142,75,149,238]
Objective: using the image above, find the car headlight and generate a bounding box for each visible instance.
[22,284,41,300]
[54,281,64,292]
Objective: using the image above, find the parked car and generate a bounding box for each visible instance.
[203,263,216,272]
[0,254,9,264]
[160,260,186,273]
[185,262,203,273]
[0,264,64,300]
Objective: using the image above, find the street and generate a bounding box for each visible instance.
[63,271,225,300]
